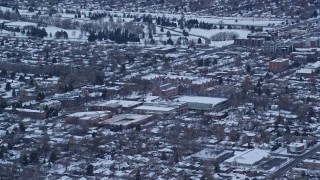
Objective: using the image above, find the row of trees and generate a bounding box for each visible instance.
[25,27,48,38]
[54,30,69,39]
[88,28,140,43]
[155,16,178,27]
[0,9,20,21]
[211,31,239,41]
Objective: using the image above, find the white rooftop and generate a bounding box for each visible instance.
[296,68,314,74]
[225,148,269,166]
[270,58,289,62]
[175,96,227,106]
[94,100,142,108]
[134,105,175,112]
[67,111,110,119]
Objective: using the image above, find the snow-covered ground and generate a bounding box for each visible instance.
[190,16,283,26]
[110,11,286,26]
[210,40,234,47]
[0,6,11,12]
[0,19,9,23]
[0,8,271,48]
[42,26,85,40]
[188,28,250,39]
[6,21,37,27]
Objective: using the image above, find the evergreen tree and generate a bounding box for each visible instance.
[97,31,104,41]
[18,75,24,81]
[246,64,251,73]
[166,30,171,37]
[200,175,206,180]
[29,151,39,164]
[52,58,57,63]
[20,153,28,166]
[37,92,45,101]
[29,77,35,86]
[257,80,261,87]
[55,31,61,39]
[63,31,68,39]
[160,151,167,160]
[0,69,7,77]
[121,64,126,74]
[218,77,223,85]
[41,28,48,37]
[204,59,210,66]
[19,121,25,132]
[46,51,49,59]
[257,87,262,96]
[0,101,7,110]
[94,75,105,85]
[86,164,94,176]
[190,40,195,47]
[285,125,291,134]
[150,38,155,44]
[182,30,189,36]
[148,33,153,39]
[0,147,3,159]
[313,10,318,18]
[12,89,16,97]
[250,26,255,33]
[214,163,220,172]
[198,59,204,66]
[173,148,179,163]
[5,82,11,91]
[135,168,141,180]
[135,124,141,131]
[197,38,202,44]
[101,90,107,99]
[49,151,58,163]
[167,38,174,45]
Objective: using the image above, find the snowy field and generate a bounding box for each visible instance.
[0,5,286,27]
[190,16,283,26]
[210,40,234,47]
[5,21,37,27]
[0,6,273,48]
[42,26,85,40]
[110,11,286,26]
[188,28,250,39]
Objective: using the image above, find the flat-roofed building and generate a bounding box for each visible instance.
[269,58,289,73]
[100,114,154,130]
[287,142,307,154]
[174,96,228,111]
[88,100,143,113]
[152,83,178,98]
[224,148,270,167]
[65,111,112,126]
[303,159,320,168]
[133,101,188,115]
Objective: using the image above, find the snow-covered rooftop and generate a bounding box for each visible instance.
[225,148,269,166]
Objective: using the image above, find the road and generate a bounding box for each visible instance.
[270,144,320,179]
[275,17,320,32]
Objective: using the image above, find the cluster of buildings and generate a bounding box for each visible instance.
[1,1,320,179]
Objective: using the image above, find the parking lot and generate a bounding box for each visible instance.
[260,158,287,170]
